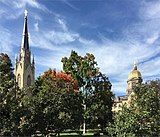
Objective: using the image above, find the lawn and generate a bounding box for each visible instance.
[35,130,108,136]
[59,132,106,137]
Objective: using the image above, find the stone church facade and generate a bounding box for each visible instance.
[112,61,143,112]
[14,11,35,88]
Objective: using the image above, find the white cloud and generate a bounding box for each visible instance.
[0,27,13,55]
[140,0,160,19]
[45,31,79,45]
[140,56,160,78]
[136,1,160,45]
[62,0,79,11]
[30,14,160,94]
[79,38,96,46]
[34,22,39,32]
[13,0,47,11]
[146,33,159,44]
[36,55,59,68]
[0,9,5,17]
[57,18,68,31]
[30,34,54,50]
[0,0,159,95]
[0,0,49,19]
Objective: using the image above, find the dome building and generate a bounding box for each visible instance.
[126,61,142,95]
[112,61,143,112]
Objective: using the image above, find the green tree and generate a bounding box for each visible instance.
[0,53,24,136]
[61,51,113,132]
[22,69,83,136]
[107,80,160,137]
[87,73,113,130]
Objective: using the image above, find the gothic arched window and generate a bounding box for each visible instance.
[27,75,31,86]
[17,74,21,87]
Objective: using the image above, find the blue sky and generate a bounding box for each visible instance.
[0,0,160,96]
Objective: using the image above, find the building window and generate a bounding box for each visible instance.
[17,74,21,87]
[27,75,31,86]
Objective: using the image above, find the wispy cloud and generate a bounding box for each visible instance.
[34,22,39,32]
[0,0,49,19]
[146,32,159,44]
[140,0,160,19]
[57,18,68,31]
[0,27,13,55]
[0,0,160,95]
[62,0,79,11]
[13,0,47,12]
[30,11,160,94]
[0,9,5,17]
[45,31,79,45]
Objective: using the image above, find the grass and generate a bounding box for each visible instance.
[35,130,108,137]
[35,133,107,137]
[59,132,105,137]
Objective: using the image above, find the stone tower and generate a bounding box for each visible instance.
[126,61,142,95]
[14,10,35,88]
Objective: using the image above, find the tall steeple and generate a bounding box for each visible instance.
[21,10,29,50]
[14,10,35,88]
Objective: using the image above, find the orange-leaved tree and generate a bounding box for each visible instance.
[23,68,83,136]
[42,68,78,92]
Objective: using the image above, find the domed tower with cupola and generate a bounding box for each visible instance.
[112,61,143,112]
[126,61,142,95]
[14,10,35,88]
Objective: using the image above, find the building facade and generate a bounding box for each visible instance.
[112,61,142,112]
[14,11,35,88]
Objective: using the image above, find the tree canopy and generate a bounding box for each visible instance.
[0,53,24,136]
[62,50,113,131]
[2,51,159,137]
[21,69,83,136]
[107,80,160,137]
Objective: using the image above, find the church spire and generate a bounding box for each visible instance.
[21,10,29,50]
[14,10,35,88]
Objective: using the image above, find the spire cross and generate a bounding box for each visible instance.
[24,10,28,17]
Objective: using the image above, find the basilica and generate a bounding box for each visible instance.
[14,11,35,88]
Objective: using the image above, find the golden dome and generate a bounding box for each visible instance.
[128,61,142,81]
